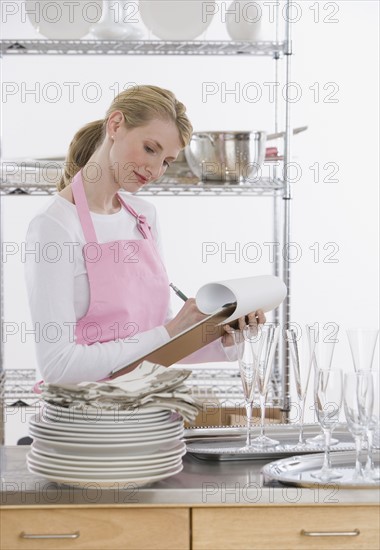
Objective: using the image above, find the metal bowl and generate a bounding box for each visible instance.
[184,131,267,184]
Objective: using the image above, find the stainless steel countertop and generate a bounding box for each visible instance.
[1,446,379,507]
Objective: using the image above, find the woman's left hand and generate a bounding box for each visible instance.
[221,309,266,347]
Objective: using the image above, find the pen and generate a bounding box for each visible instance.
[169,283,188,302]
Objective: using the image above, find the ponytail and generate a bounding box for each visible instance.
[57,119,104,190]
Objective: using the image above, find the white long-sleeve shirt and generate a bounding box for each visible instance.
[24,193,231,384]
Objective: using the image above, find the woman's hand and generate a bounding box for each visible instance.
[165,298,207,338]
[221,309,266,347]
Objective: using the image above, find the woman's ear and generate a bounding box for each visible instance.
[106,111,124,139]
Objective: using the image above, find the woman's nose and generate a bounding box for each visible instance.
[146,159,164,181]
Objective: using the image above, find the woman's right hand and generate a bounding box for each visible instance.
[164,298,207,338]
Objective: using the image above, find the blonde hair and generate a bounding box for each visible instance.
[58,85,193,190]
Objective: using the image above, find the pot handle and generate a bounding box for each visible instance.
[267,125,308,141]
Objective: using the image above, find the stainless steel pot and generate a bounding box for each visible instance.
[184,127,308,184]
[184,131,266,184]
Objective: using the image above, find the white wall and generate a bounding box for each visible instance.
[1,1,379,438]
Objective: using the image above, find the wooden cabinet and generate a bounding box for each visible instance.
[192,505,380,550]
[0,507,190,550]
[2,503,379,550]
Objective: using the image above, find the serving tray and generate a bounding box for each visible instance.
[185,423,355,461]
[262,450,380,489]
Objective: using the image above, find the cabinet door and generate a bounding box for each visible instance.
[1,507,190,550]
[192,505,380,550]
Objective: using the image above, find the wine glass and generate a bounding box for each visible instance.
[231,325,260,450]
[287,327,317,448]
[311,368,343,481]
[365,371,380,480]
[343,371,374,481]
[250,324,281,448]
[307,325,339,446]
[346,328,379,372]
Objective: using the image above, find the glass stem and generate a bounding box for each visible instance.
[354,434,363,478]
[321,429,332,475]
[365,429,374,475]
[245,402,252,447]
[259,394,266,439]
[298,396,306,445]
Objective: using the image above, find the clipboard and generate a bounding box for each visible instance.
[109,303,236,380]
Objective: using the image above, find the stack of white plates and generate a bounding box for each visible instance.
[27,404,185,487]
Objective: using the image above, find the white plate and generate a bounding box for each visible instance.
[44,408,185,425]
[43,404,171,420]
[31,415,183,436]
[27,454,182,478]
[43,403,171,417]
[43,410,172,428]
[29,424,184,444]
[28,428,184,445]
[29,425,184,444]
[29,428,184,445]
[26,462,184,488]
[31,414,182,432]
[28,449,185,472]
[44,403,170,414]
[32,440,186,462]
[31,432,184,454]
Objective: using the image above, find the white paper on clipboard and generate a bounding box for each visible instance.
[196,275,287,324]
[109,275,287,379]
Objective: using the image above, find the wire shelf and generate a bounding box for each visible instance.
[0,369,38,403]
[0,366,283,407]
[149,178,283,195]
[1,39,285,57]
[184,366,283,407]
[0,163,284,197]
[1,157,284,196]
[0,180,283,197]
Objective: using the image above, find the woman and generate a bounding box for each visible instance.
[25,85,265,384]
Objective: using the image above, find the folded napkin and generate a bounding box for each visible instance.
[41,362,201,422]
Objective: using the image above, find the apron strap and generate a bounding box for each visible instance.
[117,193,152,240]
[71,171,98,244]
[71,172,152,242]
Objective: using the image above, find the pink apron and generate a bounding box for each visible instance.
[33,171,170,391]
[72,171,170,345]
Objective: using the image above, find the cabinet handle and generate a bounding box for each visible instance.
[301,529,360,537]
[20,531,80,540]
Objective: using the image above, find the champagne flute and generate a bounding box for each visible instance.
[365,371,380,480]
[347,328,379,372]
[344,371,374,481]
[287,327,317,447]
[307,325,339,446]
[311,368,343,481]
[232,325,260,450]
[346,327,379,478]
[250,324,281,448]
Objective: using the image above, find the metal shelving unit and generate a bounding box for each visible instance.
[0,6,293,416]
[0,39,284,57]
